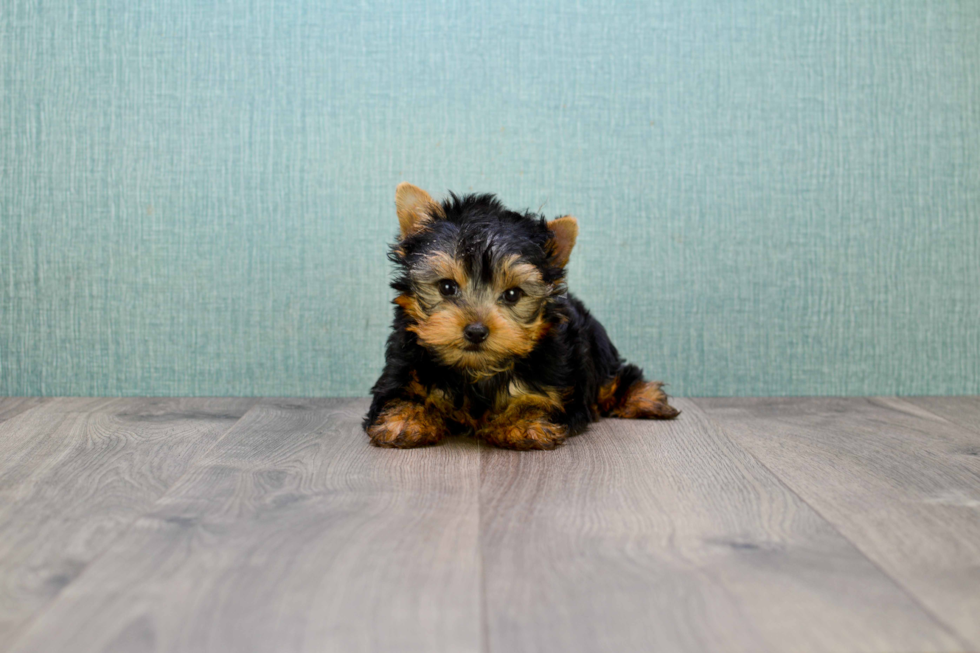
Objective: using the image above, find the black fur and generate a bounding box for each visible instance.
[364,191,666,440]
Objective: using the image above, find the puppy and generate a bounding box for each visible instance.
[364,183,678,450]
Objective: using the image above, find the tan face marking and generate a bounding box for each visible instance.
[494,256,546,294]
[403,252,554,374]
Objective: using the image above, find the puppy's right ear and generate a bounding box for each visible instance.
[546,216,578,268]
[395,182,445,239]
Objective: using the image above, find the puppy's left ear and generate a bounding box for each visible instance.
[546,216,578,268]
[395,182,445,239]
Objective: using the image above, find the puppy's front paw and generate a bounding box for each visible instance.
[480,416,568,451]
[367,400,445,448]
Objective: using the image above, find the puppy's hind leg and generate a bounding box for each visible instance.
[598,365,680,420]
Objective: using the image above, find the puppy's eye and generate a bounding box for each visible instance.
[501,288,523,305]
[438,279,459,297]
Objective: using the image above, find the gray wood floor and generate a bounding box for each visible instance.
[0,397,977,653]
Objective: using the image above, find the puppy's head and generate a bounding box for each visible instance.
[389,183,577,376]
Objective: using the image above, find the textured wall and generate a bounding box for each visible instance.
[2,0,978,397]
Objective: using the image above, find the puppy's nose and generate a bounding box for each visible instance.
[463,323,490,344]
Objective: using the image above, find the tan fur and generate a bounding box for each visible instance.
[367,399,447,448]
[478,409,562,451]
[481,307,545,359]
[546,216,578,268]
[393,294,425,322]
[407,305,472,361]
[414,251,468,288]
[373,186,678,452]
[494,380,565,413]
[597,377,620,413]
[476,385,567,450]
[395,182,446,240]
[405,253,554,376]
[480,416,568,450]
[606,380,680,419]
[410,251,470,312]
[381,373,568,450]
[495,255,548,296]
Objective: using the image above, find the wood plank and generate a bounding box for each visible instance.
[0,397,256,649]
[0,398,46,425]
[479,398,963,653]
[9,399,482,653]
[0,399,200,480]
[696,396,980,649]
[904,396,980,435]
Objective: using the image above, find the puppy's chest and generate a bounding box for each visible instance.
[423,374,565,427]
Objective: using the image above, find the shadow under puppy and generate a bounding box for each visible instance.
[364,183,679,450]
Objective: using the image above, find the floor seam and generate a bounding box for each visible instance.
[5,398,263,651]
[892,396,980,439]
[478,437,491,653]
[689,396,975,652]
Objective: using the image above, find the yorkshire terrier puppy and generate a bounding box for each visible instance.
[364,183,679,450]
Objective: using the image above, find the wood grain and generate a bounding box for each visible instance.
[696,396,980,648]
[479,398,962,653]
[0,398,46,424]
[904,396,980,435]
[4,396,977,652]
[0,397,255,649]
[9,399,482,653]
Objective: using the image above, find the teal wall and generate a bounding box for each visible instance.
[2,0,978,397]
